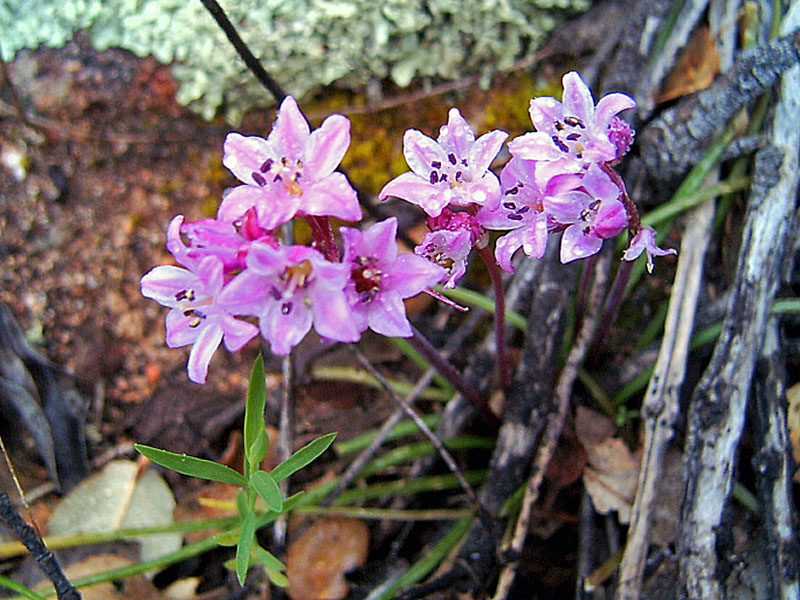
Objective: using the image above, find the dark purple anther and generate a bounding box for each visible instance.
[448,153,457,165]
[252,172,267,186]
[260,158,273,172]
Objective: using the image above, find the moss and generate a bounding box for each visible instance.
[1,0,589,122]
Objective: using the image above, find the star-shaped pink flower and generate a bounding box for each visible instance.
[380,108,507,217]
[218,96,362,230]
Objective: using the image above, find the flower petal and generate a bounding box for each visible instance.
[402,129,448,178]
[437,108,476,158]
[560,225,602,263]
[165,308,200,347]
[494,229,524,273]
[468,129,508,175]
[594,92,636,130]
[368,292,412,337]
[508,131,566,162]
[302,173,361,221]
[221,315,259,351]
[268,96,310,159]
[304,114,350,178]
[187,322,224,384]
[223,133,273,185]
[309,287,360,343]
[261,302,312,355]
[380,172,448,217]
[561,72,595,123]
[387,253,445,297]
[141,265,199,306]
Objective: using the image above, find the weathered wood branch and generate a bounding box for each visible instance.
[639,27,800,183]
[677,5,800,595]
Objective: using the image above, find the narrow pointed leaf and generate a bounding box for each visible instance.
[135,444,247,486]
[252,470,283,512]
[254,545,286,572]
[270,432,337,482]
[248,428,269,468]
[244,354,267,467]
[236,511,256,585]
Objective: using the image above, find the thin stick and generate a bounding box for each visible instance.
[0,490,81,599]
[198,0,286,103]
[348,346,490,525]
[492,250,612,600]
[475,246,511,394]
[408,326,499,430]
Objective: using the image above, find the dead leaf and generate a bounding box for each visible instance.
[47,460,182,561]
[787,382,800,483]
[286,518,369,600]
[658,26,720,103]
[575,407,640,523]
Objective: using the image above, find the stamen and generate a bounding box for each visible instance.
[448,153,457,165]
[503,201,517,209]
[564,116,585,128]
[552,136,570,153]
[507,214,524,221]
[431,160,442,169]
[505,187,519,196]
[252,172,267,186]
[517,206,530,214]
[430,171,439,185]
[281,302,293,315]
[566,133,581,141]
[260,158,273,172]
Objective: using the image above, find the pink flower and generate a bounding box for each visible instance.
[543,164,628,263]
[140,255,258,384]
[622,226,677,272]
[217,243,359,355]
[476,157,551,272]
[380,108,507,217]
[415,228,473,288]
[341,218,444,337]
[218,96,362,229]
[508,71,635,172]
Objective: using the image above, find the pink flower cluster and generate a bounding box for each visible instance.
[381,71,675,280]
[142,97,443,383]
[142,72,675,383]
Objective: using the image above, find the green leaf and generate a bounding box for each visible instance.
[251,470,283,512]
[248,428,269,468]
[271,432,337,483]
[214,531,239,546]
[266,568,289,587]
[236,511,256,585]
[244,354,268,468]
[254,545,286,572]
[135,444,246,486]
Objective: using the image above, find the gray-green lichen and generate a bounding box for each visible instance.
[1,0,589,122]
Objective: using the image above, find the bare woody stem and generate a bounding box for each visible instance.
[475,245,511,395]
[409,326,500,431]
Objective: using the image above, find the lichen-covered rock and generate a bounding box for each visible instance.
[1,0,589,122]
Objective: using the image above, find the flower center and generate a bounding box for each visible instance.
[552,116,587,159]
[252,156,304,196]
[428,153,470,189]
[174,288,212,327]
[351,256,382,302]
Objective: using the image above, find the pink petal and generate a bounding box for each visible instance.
[469,129,508,175]
[521,214,549,259]
[223,133,273,185]
[261,303,313,355]
[560,225,602,263]
[309,287,360,343]
[187,322,224,384]
[594,92,636,130]
[437,108,476,158]
[508,131,566,162]
[268,96,310,159]
[561,71,595,124]
[221,315,259,351]
[495,229,524,272]
[388,253,445,297]
[217,185,299,230]
[305,114,350,178]
[141,266,199,306]
[368,292,412,337]
[402,130,448,178]
[527,96,562,134]
[165,308,200,347]
[380,172,448,217]
[302,173,361,221]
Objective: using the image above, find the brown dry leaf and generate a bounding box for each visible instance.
[787,382,800,483]
[658,26,720,103]
[575,407,641,523]
[286,518,369,600]
[45,554,164,600]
